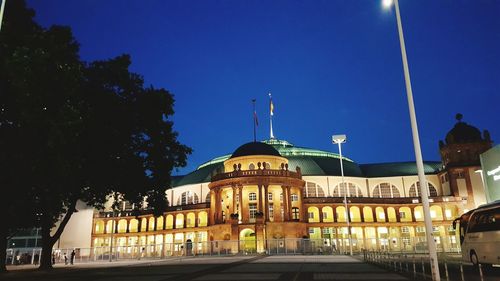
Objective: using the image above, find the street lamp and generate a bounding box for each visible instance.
[109,209,115,262]
[383,1,440,280]
[0,0,6,32]
[332,134,352,256]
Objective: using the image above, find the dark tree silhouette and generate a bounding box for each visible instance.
[0,1,191,271]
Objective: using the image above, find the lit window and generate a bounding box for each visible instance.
[416,226,425,233]
[249,204,257,220]
[268,193,273,201]
[269,204,274,219]
[323,212,328,219]
[445,209,452,218]
[401,226,410,233]
[415,211,422,219]
[292,207,300,220]
[291,194,298,202]
[399,212,406,219]
[430,210,436,218]
[249,163,255,170]
[308,212,314,219]
[372,183,400,198]
[249,192,257,201]
[409,182,438,197]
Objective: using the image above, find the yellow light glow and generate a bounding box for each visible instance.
[415,211,421,219]
[383,0,393,8]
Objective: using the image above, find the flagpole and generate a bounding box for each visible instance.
[269,92,274,139]
[0,0,7,32]
[252,99,257,142]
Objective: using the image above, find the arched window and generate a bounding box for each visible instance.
[304,182,325,197]
[249,163,255,170]
[263,162,271,169]
[205,193,211,203]
[333,182,363,197]
[177,191,199,205]
[409,182,438,197]
[372,183,401,198]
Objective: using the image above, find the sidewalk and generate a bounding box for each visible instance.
[2,255,410,281]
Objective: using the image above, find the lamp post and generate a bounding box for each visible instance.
[383,1,440,280]
[109,210,115,262]
[0,0,6,32]
[332,134,352,256]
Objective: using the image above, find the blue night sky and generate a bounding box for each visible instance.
[27,0,500,175]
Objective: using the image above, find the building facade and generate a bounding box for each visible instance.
[88,116,493,257]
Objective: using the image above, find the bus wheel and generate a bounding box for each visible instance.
[470,250,479,266]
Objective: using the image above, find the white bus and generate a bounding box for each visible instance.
[453,200,500,266]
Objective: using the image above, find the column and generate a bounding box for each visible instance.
[286,186,292,220]
[372,208,377,222]
[281,186,288,221]
[410,207,416,222]
[215,188,221,223]
[319,208,324,222]
[360,207,365,222]
[126,219,130,233]
[232,185,237,215]
[383,208,388,223]
[138,218,142,233]
[238,185,243,220]
[264,185,270,221]
[333,206,338,222]
[163,215,167,230]
[395,208,401,222]
[145,218,149,232]
[195,213,199,227]
[258,184,263,212]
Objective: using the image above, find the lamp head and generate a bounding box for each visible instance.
[332,134,347,144]
[382,0,393,8]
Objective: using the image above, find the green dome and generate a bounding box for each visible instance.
[172,139,442,187]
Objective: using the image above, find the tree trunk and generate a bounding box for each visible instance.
[0,225,7,273]
[38,199,77,270]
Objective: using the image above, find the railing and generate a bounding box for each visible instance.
[95,203,210,218]
[364,251,492,281]
[6,237,462,265]
[212,169,301,182]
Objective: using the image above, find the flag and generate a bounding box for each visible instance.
[269,93,274,116]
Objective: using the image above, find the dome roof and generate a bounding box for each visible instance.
[445,115,482,144]
[230,141,281,159]
[172,138,442,187]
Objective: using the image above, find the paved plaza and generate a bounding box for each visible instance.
[3,255,410,281]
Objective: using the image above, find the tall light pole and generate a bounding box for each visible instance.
[109,210,115,262]
[332,134,352,256]
[0,0,7,32]
[383,0,440,280]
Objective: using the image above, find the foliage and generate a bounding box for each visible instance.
[0,0,191,271]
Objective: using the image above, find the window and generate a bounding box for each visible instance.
[292,207,300,220]
[308,228,315,234]
[269,204,274,219]
[468,209,500,233]
[205,193,211,203]
[280,193,283,201]
[249,163,255,170]
[262,162,271,169]
[268,193,273,201]
[399,212,406,219]
[401,226,410,233]
[308,212,314,219]
[409,182,438,197]
[177,191,199,205]
[322,228,330,234]
[323,212,328,219]
[333,182,363,197]
[305,182,325,197]
[416,226,425,233]
[249,192,257,201]
[249,204,257,220]
[291,194,298,202]
[372,183,400,198]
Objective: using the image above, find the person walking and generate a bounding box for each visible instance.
[63,253,68,265]
[70,250,75,265]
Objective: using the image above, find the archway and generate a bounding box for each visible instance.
[239,228,256,253]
